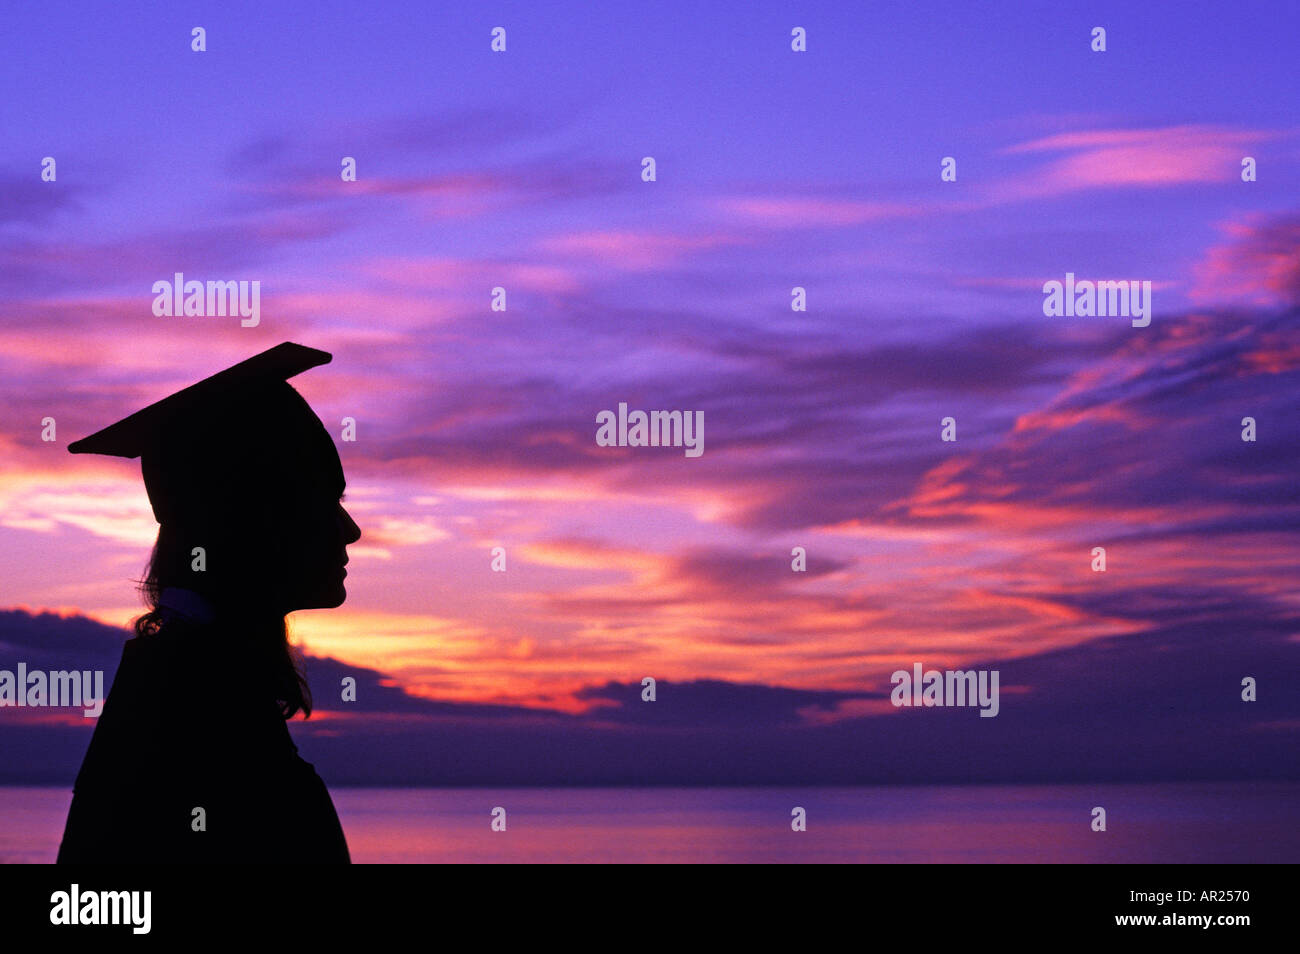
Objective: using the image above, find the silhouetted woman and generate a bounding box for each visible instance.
[57,343,360,863]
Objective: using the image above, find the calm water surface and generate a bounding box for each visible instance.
[2,782,1295,863]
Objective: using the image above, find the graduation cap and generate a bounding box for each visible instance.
[69,342,344,525]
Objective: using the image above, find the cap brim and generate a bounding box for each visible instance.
[68,342,332,459]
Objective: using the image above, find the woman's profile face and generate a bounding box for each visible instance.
[232,424,362,615]
[313,494,362,609]
[275,471,362,613]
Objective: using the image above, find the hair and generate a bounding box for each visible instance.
[133,524,313,719]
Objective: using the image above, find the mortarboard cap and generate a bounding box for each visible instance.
[69,342,342,525]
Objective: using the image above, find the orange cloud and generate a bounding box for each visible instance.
[0,467,155,547]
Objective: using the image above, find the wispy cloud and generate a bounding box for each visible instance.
[994,124,1275,197]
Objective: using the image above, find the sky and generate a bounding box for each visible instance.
[1,0,1298,784]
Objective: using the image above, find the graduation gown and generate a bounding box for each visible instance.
[57,620,350,864]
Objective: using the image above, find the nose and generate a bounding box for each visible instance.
[339,503,361,545]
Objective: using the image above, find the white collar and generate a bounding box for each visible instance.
[158,587,216,624]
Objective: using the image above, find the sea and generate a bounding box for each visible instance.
[2,782,1295,864]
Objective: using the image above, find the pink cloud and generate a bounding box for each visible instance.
[994,125,1274,198]
[363,256,581,294]
[536,230,746,270]
[249,172,508,218]
[712,196,921,227]
[1191,213,1300,307]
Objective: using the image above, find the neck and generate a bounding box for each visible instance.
[158,587,287,626]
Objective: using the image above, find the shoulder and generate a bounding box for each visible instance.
[109,623,225,711]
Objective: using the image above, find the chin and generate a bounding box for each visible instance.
[294,585,347,612]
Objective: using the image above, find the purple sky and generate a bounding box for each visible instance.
[1,1,1298,783]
